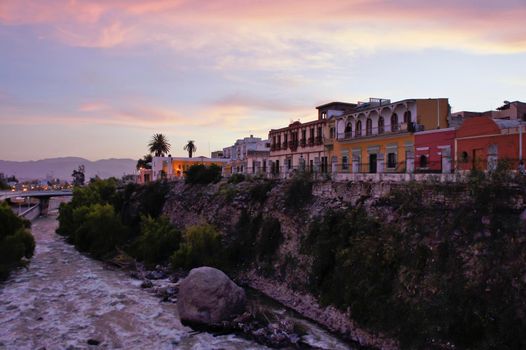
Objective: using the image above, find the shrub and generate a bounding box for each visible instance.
[171,224,223,269]
[0,202,35,280]
[284,173,312,209]
[249,180,274,203]
[185,164,222,185]
[133,215,181,266]
[228,173,246,184]
[224,210,260,266]
[69,204,129,258]
[256,217,282,260]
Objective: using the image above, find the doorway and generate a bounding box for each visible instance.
[369,154,377,173]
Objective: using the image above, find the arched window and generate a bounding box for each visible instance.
[404,111,411,124]
[391,113,398,132]
[419,155,428,168]
[366,118,372,136]
[345,122,352,139]
[378,117,384,134]
[356,120,362,137]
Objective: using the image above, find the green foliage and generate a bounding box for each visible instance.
[175,225,220,267]
[228,173,246,184]
[0,202,35,280]
[133,215,181,266]
[0,178,10,190]
[304,165,526,348]
[218,183,237,202]
[256,217,282,260]
[224,210,260,266]
[171,224,223,269]
[117,181,170,230]
[284,173,312,209]
[249,180,274,203]
[68,204,128,258]
[184,164,222,184]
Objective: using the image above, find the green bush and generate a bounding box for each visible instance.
[171,224,223,269]
[0,202,35,280]
[133,215,181,266]
[69,204,129,258]
[285,173,312,209]
[249,180,274,203]
[228,173,246,184]
[185,164,222,185]
[256,217,282,260]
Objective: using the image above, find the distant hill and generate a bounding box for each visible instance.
[0,157,137,181]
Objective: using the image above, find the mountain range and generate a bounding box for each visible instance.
[0,157,137,181]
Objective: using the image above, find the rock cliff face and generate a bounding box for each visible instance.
[162,177,526,349]
[163,179,401,348]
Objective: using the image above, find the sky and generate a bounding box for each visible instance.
[0,0,525,161]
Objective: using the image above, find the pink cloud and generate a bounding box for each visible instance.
[0,0,524,54]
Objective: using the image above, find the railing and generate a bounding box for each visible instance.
[337,122,418,141]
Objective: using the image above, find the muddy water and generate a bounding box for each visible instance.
[0,214,267,350]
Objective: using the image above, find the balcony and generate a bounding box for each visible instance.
[300,139,306,147]
[308,137,314,146]
[315,136,323,145]
[282,141,288,150]
[289,140,298,151]
[336,122,417,141]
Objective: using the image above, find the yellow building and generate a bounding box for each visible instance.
[332,98,449,174]
[151,156,229,181]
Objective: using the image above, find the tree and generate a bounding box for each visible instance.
[136,154,153,170]
[184,140,197,158]
[148,133,171,157]
[72,165,85,187]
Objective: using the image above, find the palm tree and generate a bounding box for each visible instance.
[148,133,171,157]
[184,140,197,158]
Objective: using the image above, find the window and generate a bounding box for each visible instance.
[391,114,398,132]
[378,117,384,134]
[387,152,397,168]
[287,158,292,170]
[366,118,372,136]
[330,127,335,139]
[342,155,349,170]
[419,155,428,168]
[345,123,352,138]
[404,111,411,124]
[356,121,362,137]
[263,160,267,172]
[461,151,469,163]
[321,112,327,119]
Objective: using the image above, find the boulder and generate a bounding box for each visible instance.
[177,266,246,326]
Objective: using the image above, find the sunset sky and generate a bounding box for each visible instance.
[1,0,525,161]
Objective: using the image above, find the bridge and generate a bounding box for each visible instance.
[0,190,73,218]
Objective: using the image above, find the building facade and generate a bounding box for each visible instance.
[414,128,456,173]
[332,98,449,176]
[456,117,525,171]
[222,135,270,176]
[268,102,355,177]
[151,156,228,181]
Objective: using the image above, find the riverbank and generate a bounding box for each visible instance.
[0,215,268,349]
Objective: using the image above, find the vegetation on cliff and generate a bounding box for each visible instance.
[303,165,526,349]
[0,202,35,280]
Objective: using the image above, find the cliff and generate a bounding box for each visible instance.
[162,172,526,349]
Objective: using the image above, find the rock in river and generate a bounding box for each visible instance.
[177,266,246,327]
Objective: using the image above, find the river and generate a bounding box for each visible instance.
[0,204,351,350]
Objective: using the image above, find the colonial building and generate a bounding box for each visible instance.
[268,102,356,177]
[333,98,450,176]
[456,117,525,171]
[414,127,456,173]
[222,135,270,176]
